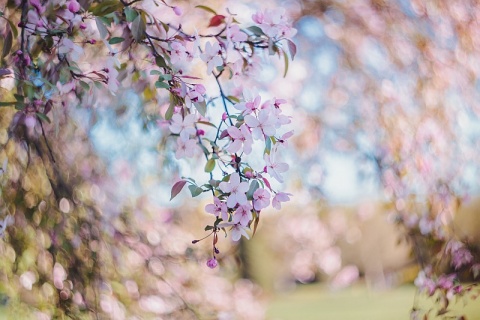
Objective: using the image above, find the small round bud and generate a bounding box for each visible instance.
[172,6,182,16]
[206,258,218,269]
[67,0,81,13]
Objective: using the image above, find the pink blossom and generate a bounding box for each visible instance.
[58,38,84,59]
[276,130,294,149]
[205,197,228,221]
[228,59,244,83]
[226,24,247,43]
[452,247,473,270]
[252,8,297,39]
[272,192,292,210]
[414,269,437,296]
[447,240,474,270]
[186,84,206,106]
[200,41,223,74]
[219,172,249,208]
[206,258,218,269]
[244,109,276,139]
[437,274,456,290]
[233,203,253,226]
[174,138,197,159]
[234,94,261,115]
[170,41,188,65]
[264,152,289,183]
[253,188,270,211]
[169,113,197,141]
[218,222,250,241]
[227,124,253,155]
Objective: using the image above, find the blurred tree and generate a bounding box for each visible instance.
[285,0,480,316]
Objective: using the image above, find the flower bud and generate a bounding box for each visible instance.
[67,0,81,13]
[172,6,182,16]
[206,258,218,269]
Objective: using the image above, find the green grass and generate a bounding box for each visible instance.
[267,284,480,320]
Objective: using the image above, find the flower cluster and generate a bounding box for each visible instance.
[2,0,295,271]
[0,0,295,318]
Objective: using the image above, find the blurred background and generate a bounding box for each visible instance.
[2,0,480,319]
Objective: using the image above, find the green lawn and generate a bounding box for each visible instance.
[267,284,480,320]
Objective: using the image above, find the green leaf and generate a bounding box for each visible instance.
[155,81,170,89]
[195,5,217,15]
[131,13,146,42]
[93,81,103,89]
[6,18,18,38]
[265,135,272,154]
[246,180,259,200]
[36,112,51,123]
[155,55,168,69]
[109,37,125,44]
[198,143,209,156]
[1,30,12,60]
[23,83,34,100]
[13,94,24,101]
[150,70,162,75]
[15,101,25,110]
[268,38,276,56]
[283,50,289,78]
[252,215,260,237]
[197,121,217,128]
[165,100,174,120]
[188,185,203,197]
[287,39,297,60]
[170,180,187,200]
[247,26,265,36]
[79,80,90,91]
[90,0,121,16]
[124,7,138,22]
[161,21,169,33]
[204,225,214,231]
[205,158,215,173]
[227,95,240,103]
[194,100,207,117]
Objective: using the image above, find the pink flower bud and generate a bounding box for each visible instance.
[245,171,253,178]
[196,129,205,136]
[173,106,182,113]
[172,6,182,16]
[79,23,87,30]
[206,258,218,269]
[222,112,228,121]
[67,0,80,13]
